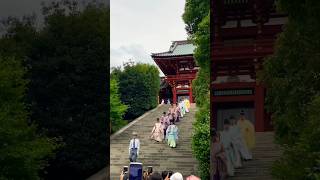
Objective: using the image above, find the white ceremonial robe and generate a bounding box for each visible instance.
[220,130,235,176]
[230,125,252,160]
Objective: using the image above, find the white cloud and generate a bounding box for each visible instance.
[111,0,187,76]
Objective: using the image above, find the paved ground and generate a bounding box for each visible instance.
[228,132,281,180]
[109,104,198,179]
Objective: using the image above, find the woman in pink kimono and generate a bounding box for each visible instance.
[150,118,164,142]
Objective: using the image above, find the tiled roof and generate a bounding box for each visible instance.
[151,40,195,57]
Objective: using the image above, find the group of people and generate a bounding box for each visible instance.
[120,169,200,180]
[128,98,191,163]
[150,98,191,148]
[211,111,256,180]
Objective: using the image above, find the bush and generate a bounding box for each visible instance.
[183,0,210,178]
[110,78,127,133]
[191,99,210,179]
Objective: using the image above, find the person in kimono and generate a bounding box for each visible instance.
[230,116,252,160]
[174,103,180,122]
[219,119,235,177]
[178,100,185,117]
[211,128,227,180]
[166,120,179,148]
[161,99,164,104]
[150,118,164,142]
[161,112,170,139]
[183,98,189,113]
[228,116,242,168]
[237,110,255,150]
[128,132,140,162]
[185,98,191,109]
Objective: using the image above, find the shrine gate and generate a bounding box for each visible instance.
[152,40,198,104]
[211,0,287,132]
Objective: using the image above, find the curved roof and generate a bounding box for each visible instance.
[151,40,195,57]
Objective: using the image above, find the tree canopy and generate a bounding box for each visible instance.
[0,56,57,180]
[0,1,109,179]
[259,0,320,179]
[112,63,160,120]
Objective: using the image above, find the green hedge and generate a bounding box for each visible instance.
[183,0,210,178]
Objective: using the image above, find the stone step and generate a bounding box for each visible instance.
[110,105,199,180]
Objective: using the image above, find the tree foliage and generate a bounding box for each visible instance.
[259,0,320,179]
[113,63,160,120]
[110,77,127,133]
[183,0,210,179]
[0,56,57,180]
[0,1,109,179]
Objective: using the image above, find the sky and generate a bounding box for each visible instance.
[0,0,43,20]
[110,0,188,75]
[0,0,108,29]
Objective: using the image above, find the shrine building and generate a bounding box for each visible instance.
[211,0,287,132]
[152,40,198,104]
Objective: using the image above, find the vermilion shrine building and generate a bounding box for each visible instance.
[211,0,287,132]
[152,40,198,104]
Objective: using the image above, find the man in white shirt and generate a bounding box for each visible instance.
[129,131,140,162]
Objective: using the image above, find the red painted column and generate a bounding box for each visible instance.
[173,86,177,104]
[255,84,265,132]
[189,80,193,103]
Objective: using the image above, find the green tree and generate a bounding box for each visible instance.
[0,56,56,180]
[183,0,210,178]
[110,77,127,133]
[30,2,109,179]
[0,1,109,179]
[116,63,160,120]
[259,0,320,179]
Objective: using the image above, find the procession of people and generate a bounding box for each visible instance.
[150,98,191,148]
[211,110,255,180]
[128,98,191,164]
[128,98,256,180]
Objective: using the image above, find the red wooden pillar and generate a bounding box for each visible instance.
[189,80,193,103]
[255,84,265,132]
[172,86,177,104]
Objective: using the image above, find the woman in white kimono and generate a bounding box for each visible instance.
[230,116,252,160]
[178,101,185,117]
[150,118,164,142]
[229,117,242,168]
[166,120,179,148]
[219,119,235,177]
[161,99,164,105]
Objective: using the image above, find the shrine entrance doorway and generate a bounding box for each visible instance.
[215,102,255,131]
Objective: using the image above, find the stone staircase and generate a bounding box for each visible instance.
[110,104,198,179]
[229,132,281,180]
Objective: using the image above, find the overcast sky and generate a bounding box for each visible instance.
[110,0,188,75]
[0,0,43,20]
[0,0,108,28]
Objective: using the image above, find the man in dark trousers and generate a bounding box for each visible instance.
[128,131,140,162]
